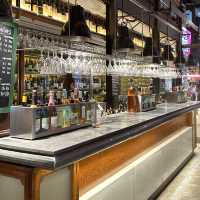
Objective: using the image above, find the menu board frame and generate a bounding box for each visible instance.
[0,21,17,113]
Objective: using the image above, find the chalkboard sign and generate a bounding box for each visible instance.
[0,21,17,113]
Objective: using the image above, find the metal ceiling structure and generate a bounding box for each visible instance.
[60,0,197,54]
[63,0,106,18]
[64,0,183,40]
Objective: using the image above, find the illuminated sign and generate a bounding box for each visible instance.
[182,27,191,57]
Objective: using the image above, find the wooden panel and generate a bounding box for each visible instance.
[78,112,193,195]
[72,163,80,200]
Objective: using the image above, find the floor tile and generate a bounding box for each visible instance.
[157,146,200,200]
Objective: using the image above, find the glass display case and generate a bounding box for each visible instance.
[10,102,96,139]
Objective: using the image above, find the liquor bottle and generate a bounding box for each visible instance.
[33,58,38,73]
[86,103,92,122]
[128,87,140,112]
[30,89,38,108]
[71,103,80,125]
[83,91,89,102]
[79,91,83,102]
[38,0,43,15]
[32,0,38,14]
[62,89,69,105]
[48,90,57,128]
[97,26,106,36]
[63,106,71,128]
[56,90,62,105]
[37,87,44,106]
[33,77,38,89]
[26,75,32,90]
[46,0,53,17]
[28,58,33,73]
[74,87,79,100]
[20,0,26,10]
[12,0,16,6]
[48,90,55,106]
[22,94,28,106]
[43,0,49,17]
[80,103,86,124]
[60,1,66,22]
[63,4,68,22]
[55,0,61,21]
[25,57,28,73]
[52,0,57,20]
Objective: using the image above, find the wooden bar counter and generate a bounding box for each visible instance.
[0,102,199,200]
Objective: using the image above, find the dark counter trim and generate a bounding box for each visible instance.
[53,103,200,169]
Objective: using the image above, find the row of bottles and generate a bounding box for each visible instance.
[18,0,68,22]
[22,86,90,107]
[120,77,153,96]
[34,101,93,132]
[11,0,106,35]
[25,57,38,74]
[24,75,64,91]
[23,89,93,132]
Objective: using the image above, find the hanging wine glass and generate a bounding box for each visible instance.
[65,52,73,74]
[44,50,52,74]
[60,52,67,74]
[37,49,45,74]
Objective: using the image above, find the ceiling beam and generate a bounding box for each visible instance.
[116,0,181,39]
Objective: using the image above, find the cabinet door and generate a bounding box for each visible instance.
[0,175,24,200]
[88,170,135,200]
[135,150,163,200]
[40,168,71,200]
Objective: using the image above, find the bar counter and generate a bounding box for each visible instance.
[0,102,199,200]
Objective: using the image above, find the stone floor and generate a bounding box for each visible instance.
[157,147,200,200]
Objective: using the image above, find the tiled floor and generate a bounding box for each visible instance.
[157,147,200,200]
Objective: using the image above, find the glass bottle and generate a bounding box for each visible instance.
[128,86,140,112]
[24,0,31,11]
[32,0,38,14]
[43,0,49,17]
[48,90,57,129]
[62,89,69,105]
[52,0,57,20]
[31,89,38,108]
[37,0,43,15]
[22,94,28,106]
[60,1,66,22]
[80,103,86,124]
[63,4,68,22]
[56,0,62,21]
[12,0,16,6]
[128,86,134,112]
[47,0,53,17]
[48,90,55,106]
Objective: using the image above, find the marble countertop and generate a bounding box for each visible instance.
[0,101,199,169]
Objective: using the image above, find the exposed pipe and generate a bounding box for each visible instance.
[124,0,182,33]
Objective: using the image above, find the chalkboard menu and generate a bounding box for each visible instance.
[0,22,17,113]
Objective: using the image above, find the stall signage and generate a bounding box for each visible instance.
[182,27,191,58]
[0,21,17,113]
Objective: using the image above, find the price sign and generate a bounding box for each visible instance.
[0,21,17,113]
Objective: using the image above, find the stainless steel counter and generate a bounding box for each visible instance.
[0,101,199,169]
